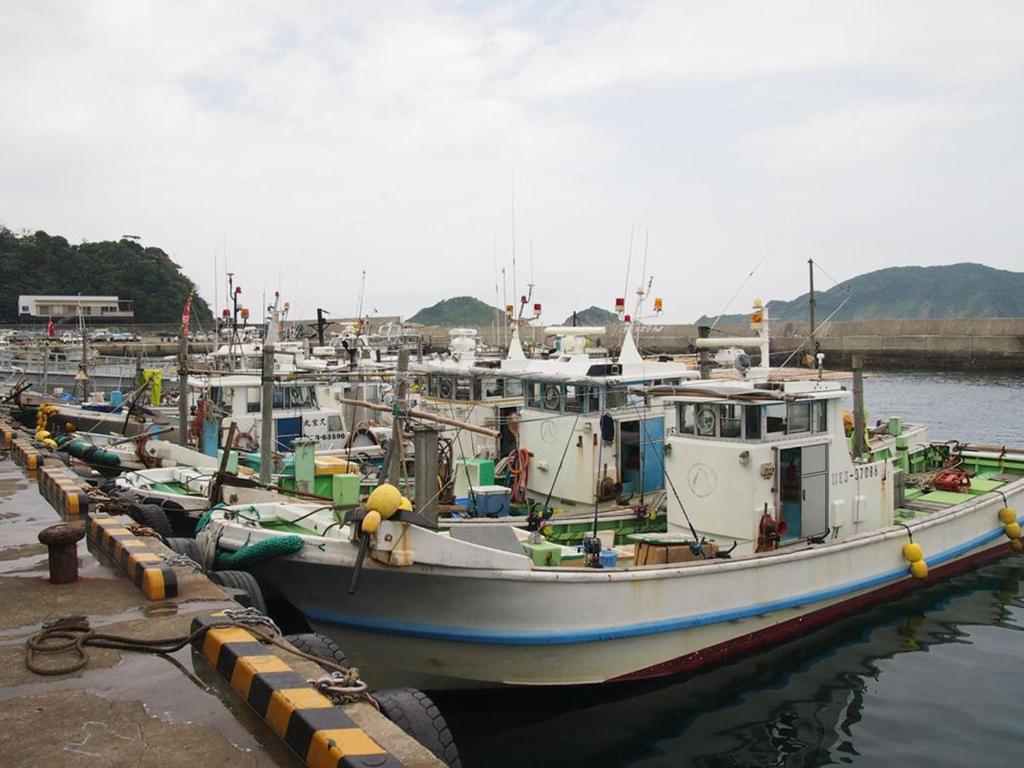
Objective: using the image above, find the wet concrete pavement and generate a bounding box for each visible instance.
[0,451,441,768]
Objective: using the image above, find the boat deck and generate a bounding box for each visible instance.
[898,462,1024,522]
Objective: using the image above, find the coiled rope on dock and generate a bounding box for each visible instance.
[24,610,368,702]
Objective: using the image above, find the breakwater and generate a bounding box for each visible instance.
[416,318,1024,371]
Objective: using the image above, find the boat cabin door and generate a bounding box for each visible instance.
[779,444,828,541]
[619,417,665,498]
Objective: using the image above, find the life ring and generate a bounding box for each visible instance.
[189,398,207,441]
[234,431,258,453]
[508,447,530,504]
[438,379,453,399]
[346,422,380,449]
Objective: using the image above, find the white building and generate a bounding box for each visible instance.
[18,295,134,320]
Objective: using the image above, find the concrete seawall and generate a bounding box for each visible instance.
[415,318,1024,371]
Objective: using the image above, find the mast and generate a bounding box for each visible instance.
[808,258,817,365]
[77,297,90,400]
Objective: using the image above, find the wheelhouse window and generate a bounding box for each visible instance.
[565,385,584,413]
[481,377,502,399]
[745,405,762,439]
[813,400,827,432]
[526,381,543,408]
[504,378,523,397]
[210,387,226,407]
[272,386,315,409]
[677,403,695,434]
[765,403,787,435]
[787,402,811,434]
[720,404,742,438]
[604,387,626,410]
[455,377,472,401]
[565,384,597,413]
[246,386,260,413]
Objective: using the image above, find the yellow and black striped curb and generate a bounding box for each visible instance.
[37,463,90,518]
[10,437,40,471]
[87,515,178,600]
[191,614,403,768]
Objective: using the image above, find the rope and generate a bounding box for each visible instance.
[24,614,366,702]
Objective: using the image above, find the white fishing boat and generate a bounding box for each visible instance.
[197,363,1024,689]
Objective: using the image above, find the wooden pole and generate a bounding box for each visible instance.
[333,395,500,438]
[388,350,409,485]
[808,258,817,366]
[260,344,275,483]
[852,354,866,458]
[177,332,189,446]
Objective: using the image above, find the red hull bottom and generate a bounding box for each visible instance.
[614,541,1017,682]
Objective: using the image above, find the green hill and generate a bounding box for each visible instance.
[0,228,212,325]
[695,263,1024,324]
[563,306,619,326]
[408,296,505,326]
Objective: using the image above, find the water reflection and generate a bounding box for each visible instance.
[438,563,1024,768]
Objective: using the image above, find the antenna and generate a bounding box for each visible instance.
[510,168,517,316]
[622,224,635,304]
[635,229,650,318]
[493,235,501,350]
[356,270,367,323]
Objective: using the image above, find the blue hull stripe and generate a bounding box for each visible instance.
[304,522,1016,646]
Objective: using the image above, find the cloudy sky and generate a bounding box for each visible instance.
[2,1,1022,323]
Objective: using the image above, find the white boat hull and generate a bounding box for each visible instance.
[227,478,1024,689]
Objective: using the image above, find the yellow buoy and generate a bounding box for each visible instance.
[398,497,413,512]
[42,438,57,449]
[999,507,1017,525]
[1004,522,1022,540]
[35,430,51,441]
[366,483,402,518]
[1012,539,1023,553]
[361,510,382,534]
[65,422,77,433]
[910,559,929,579]
[902,542,923,563]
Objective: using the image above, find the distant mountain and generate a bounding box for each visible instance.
[695,263,1024,324]
[408,296,505,326]
[563,306,619,326]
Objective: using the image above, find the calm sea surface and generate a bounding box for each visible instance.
[438,370,1024,768]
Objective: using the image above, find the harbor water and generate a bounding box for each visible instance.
[2,370,1021,767]
[437,370,1024,768]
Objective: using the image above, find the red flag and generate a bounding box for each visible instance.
[181,295,192,336]
[47,317,55,338]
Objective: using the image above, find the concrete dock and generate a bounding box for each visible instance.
[0,442,445,767]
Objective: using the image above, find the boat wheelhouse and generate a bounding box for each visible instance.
[663,380,929,554]
[204,374,357,452]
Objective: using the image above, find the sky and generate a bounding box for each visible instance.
[2,1,1022,323]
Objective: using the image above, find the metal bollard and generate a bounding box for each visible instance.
[38,523,86,584]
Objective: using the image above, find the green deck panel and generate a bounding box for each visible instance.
[149,481,193,495]
[259,520,327,535]
[904,488,925,500]
[966,477,1006,495]
[918,490,974,505]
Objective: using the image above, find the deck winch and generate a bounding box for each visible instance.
[932,467,971,493]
